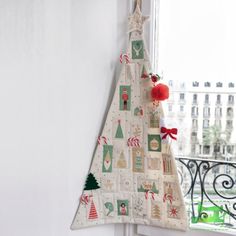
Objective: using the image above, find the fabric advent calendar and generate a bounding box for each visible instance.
[71,2,188,231]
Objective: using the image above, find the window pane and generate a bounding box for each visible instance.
[158,0,236,232]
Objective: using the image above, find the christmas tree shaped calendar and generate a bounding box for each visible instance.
[71,2,188,231]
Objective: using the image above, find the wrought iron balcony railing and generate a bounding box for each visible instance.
[175,156,236,229]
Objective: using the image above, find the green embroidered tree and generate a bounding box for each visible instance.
[84,173,100,190]
[152,182,158,194]
[115,120,124,138]
[138,184,145,192]
[141,64,148,78]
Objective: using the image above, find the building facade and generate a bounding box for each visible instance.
[164,80,236,162]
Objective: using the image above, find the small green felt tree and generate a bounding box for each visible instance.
[84,173,100,190]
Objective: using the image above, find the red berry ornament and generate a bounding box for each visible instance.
[151,83,169,101]
[151,74,159,83]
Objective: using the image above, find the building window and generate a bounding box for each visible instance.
[215,107,222,118]
[203,107,210,117]
[227,107,233,117]
[216,94,221,104]
[229,82,234,88]
[203,145,210,155]
[168,104,172,112]
[180,105,184,112]
[192,81,199,87]
[228,95,234,105]
[203,119,209,128]
[226,120,233,129]
[180,83,185,89]
[227,145,234,155]
[178,144,183,151]
[193,94,197,103]
[205,94,209,104]
[191,106,198,117]
[192,119,198,128]
[215,119,222,128]
[168,80,173,86]
[204,82,211,87]
[179,93,185,100]
[191,131,198,142]
[216,82,223,87]
[191,144,196,154]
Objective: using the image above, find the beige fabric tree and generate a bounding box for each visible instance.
[71,3,188,231]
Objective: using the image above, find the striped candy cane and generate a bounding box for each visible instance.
[97,136,108,145]
[120,53,130,64]
[127,137,140,147]
[145,191,155,200]
[80,194,92,205]
[163,193,173,204]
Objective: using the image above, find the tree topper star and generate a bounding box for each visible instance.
[128,4,149,33]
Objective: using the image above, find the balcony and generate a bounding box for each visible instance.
[203,114,210,118]
[167,111,175,117]
[191,125,198,132]
[191,113,199,118]
[179,99,186,105]
[228,101,234,106]
[227,114,234,120]
[178,111,186,117]
[191,136,198,143]
[215,113,222,119]
[176,156,236,231]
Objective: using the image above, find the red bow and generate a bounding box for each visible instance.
[161,127,178,140]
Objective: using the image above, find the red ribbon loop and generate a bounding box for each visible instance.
[161,127,178,140]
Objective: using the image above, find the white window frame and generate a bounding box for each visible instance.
[136,0,235,236]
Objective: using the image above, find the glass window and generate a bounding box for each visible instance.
[205,94,209,104]
[228,95,234,104]
[157,0,236,232]
[180,93,185,100]
[168,80,173,86]
[203,119,209,128]
[215,107,222,117]
[203,145,210,154]
[192,81,199,87]
[203,107,210,117]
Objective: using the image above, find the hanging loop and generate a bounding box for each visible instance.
[135,0,142,10]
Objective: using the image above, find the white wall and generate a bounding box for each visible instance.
[0,0,130,235]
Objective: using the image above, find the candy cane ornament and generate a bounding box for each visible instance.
[97,136,108,145]
[120,53,130,82]
[145,191,155,200]
[120,53,130,64]
[80,194,92,205]
[127,137,140,147]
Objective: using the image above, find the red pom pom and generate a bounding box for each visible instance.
[151,83,169,101]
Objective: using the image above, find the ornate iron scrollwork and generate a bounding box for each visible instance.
[176,157,236,225]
